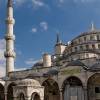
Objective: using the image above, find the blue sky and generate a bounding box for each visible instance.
[0,0,100,76]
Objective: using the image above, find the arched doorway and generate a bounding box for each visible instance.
[42,79,60,100]
[19,93,25,100]
[62,76,84,100]
[0,83,4,100]
[87,73,100,100]
[7,82,16,100]
[31,93,40,100]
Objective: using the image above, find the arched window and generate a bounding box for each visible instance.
[98,44,100,49]
[75,47,78,52]
[86,45,89,50]
[97,35,100,40]
[80,46,83,50]
[90,35,94,40]
[84,36,86,41]
[92,44,95,49]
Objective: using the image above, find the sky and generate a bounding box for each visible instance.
[0,0,100,76]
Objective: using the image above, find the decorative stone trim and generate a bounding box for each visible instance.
[5,17,15,24]
[5,34,15,40]
[4,50,16,58]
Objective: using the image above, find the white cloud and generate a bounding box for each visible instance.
[14,0,49,10]
[32,0,45,7]
[58,0,97,5]
[0,39,6,77]
[31,0,48,9]
[15,67,27,71]
[59,0,64,3]
[74,0,96,3]
[14,0,27,7]
[32,27,37,33]
[25,58,39,66]
[40,21,48,31]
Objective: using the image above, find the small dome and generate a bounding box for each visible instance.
[18,79,41,86]
[90,62,100,71]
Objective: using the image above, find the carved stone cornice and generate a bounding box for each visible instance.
[5,17,15,24]
[4,50,16,58]
[5,34,15,40]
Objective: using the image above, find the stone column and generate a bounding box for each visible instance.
[60,88,63,100]
[83,86,88,100]
[40,96,44,100]
[4,85,7,100]
[25,97,31,100]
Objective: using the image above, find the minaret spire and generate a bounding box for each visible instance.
[91,21,95,31]
[56,33,61,44]
[57,33,60,43]
[4,0,16,76]
[7,0,13,7]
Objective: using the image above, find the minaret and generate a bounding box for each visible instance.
[4,0,16,76]
[55,33,66,56]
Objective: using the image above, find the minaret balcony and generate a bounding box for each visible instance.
[5,17,15,24]
[4,50,16,58]
[5,34,15,40]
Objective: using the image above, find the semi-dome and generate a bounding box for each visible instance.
[18,79,41,86]
[67,60,86,67]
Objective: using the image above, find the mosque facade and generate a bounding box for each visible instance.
[0,0,100,100]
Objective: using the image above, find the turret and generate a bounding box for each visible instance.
[43,53,52,67]
[55,33,66,56]
[4,0,16,76]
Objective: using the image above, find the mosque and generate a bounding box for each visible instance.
[0,0,100,100]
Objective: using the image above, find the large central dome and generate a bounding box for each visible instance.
[64,24,100,61]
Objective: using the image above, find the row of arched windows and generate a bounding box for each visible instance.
[73,34,100,45]
[68,43,100,54]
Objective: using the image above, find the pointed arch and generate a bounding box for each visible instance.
[0,83,4,100]
[87,73,100,100]
[31,92,40,100]
[42,78,60,100]
[7,82,16,100]
[62,76,84,100]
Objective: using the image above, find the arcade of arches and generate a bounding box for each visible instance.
[18,92,41,100]
[0,74,100,100]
